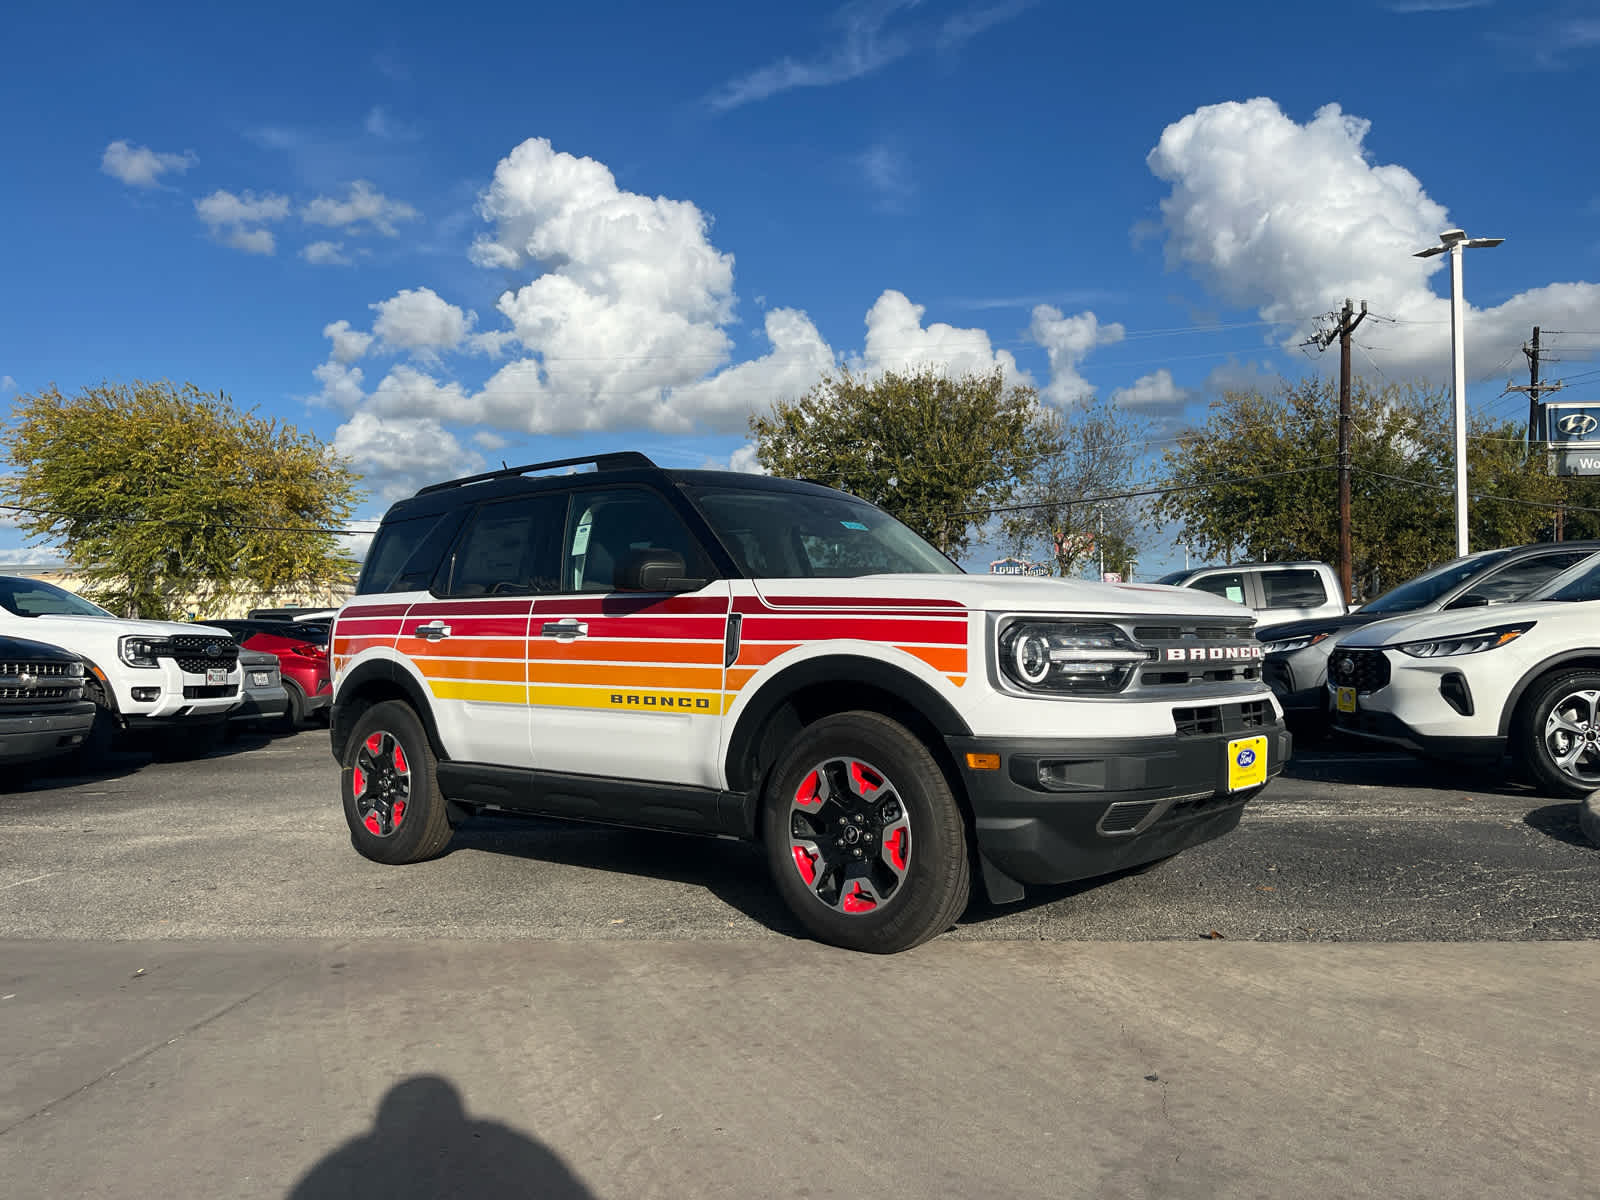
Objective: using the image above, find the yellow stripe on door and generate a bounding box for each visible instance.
[528,684,734,715]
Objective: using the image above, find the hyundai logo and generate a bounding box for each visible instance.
[1556,412,1598,438]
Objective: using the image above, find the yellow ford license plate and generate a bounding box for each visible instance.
[1227,735,1269,792]
[1335,686,1357,714]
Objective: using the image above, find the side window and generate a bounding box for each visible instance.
[563,487,711,594]
[356,510,466,595]
[443,494,567,597]
[1189,572,1248,606]
[1469,552,1592,604]
[1261,568,1330,610]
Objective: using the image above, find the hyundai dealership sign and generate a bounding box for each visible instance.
[1544,402,1600,474]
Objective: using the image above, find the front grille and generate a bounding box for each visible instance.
[1173,700,1271,737]
[182,684,238,699]
[0,684,82,704]
[1329,648,1390,694]
[1127,622,1263,689]
[0,659,83,705]
[1099,800,1158,834]
[168,634,239,675]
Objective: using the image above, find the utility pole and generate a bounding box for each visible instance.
[1505,325,1566,535]
[1304,299,1367,606]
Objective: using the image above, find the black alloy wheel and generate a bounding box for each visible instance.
[341,700,452,864]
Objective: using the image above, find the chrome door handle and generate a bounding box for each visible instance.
[540,620,589,639]
[414,621,452,641]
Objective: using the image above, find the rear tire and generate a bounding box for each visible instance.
[761,712,970,954]
[341,700,452,865]
[1519,669,1600,799]
[277,679,306,733]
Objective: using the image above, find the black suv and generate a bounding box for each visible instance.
[1,634,96,774]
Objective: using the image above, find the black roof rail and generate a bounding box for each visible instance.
[415,451,658,495]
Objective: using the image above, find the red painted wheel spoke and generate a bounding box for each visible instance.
[788,754,910,916]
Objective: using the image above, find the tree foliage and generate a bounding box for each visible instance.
[1000,397,1143,577]
[1152,379,1564,600]
[3,380,364,619]
[749,366,1063,556]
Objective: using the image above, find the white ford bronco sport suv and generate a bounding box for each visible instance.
[0,574,244,758]
[329,453,1290,952]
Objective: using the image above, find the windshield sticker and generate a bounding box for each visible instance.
[840,520,868,531]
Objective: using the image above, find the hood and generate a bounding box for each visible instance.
[1336,598,1574,649]
[1255,611,1377,641]
[0,633,83,662]
[751,574,1253,621]
[11,614,235,640]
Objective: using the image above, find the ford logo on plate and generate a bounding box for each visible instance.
[1236,747,1257,768]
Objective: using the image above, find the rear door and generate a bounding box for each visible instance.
[527,484,730,788]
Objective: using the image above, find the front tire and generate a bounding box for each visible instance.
[761,712,970,954]
[1520,670,1600,799]
[277,679,307,733]
[341,700,452,864]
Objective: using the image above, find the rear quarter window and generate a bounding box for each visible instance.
[1260,569,1330,609]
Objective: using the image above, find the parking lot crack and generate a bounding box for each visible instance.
[0,973,289,1140]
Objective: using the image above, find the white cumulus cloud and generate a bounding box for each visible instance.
[1110,368,1188,413]
[371,288,474,357]
[196,189,290,255]
[0,375,15,392]
[304,180,420,236]
[324,319,374,363]
[1027,305,1124,405]
[1146,98,1600,379]
[853,290,1026,382]
[101,139,197,187]
[313,361,366,411]
[333,411,484,501]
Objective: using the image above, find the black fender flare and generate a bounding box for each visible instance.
[1498,651,1600,737]
[76,653,121,713]
[722,654,972,792]
[331,658,445,762]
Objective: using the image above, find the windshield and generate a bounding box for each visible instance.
[0,576,116,618]
[1357,550,1512,615]
[1538,555,1600,602]
[687,486,962,578]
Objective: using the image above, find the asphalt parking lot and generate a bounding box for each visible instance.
[3,729,1597,942]
[3,733,1598,1198]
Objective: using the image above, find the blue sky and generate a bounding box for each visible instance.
[3,0,1598,575]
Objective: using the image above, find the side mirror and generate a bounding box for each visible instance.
[1445,593,1490,610]
[615,549,708,593]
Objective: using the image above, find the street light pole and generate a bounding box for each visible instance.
[1414,228,1503,557]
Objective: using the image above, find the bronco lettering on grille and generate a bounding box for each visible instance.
[1164,646,1263,662]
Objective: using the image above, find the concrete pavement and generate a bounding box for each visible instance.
[2,939,1596,1199]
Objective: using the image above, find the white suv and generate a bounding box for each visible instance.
[1329,553,1600,797]
[0,575,243,756]
[329,454,1291,953]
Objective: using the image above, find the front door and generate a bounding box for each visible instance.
[527,484,730,789]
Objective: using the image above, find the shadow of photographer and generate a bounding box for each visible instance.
[288,1075,594,1200]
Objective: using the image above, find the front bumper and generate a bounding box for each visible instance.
[946,721,1291,891]
[229,686,289,724]
[1329,702,1503,762]
[0,702,97,765]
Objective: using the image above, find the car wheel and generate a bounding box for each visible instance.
[73,684,120,766]
[761,711,970,954]
[1520,669,1600,799]
[341,700,452,865]
[277,679,306,733]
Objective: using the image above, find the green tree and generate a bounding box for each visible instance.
[749,366,1063,556]
[999,397,1143,577]
[1152,379,1562,601]
[3,380,364,619]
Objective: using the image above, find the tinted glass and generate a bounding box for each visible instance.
[687,486,960,578]
[564,487,711,593]
[1155,570,1192,586]
[1541,556,1600,602]
[1260,569,1330,609]
[1357,550,1512,615]
[446,493,568,597]
[0,576,114,618]
[1189,572,1248,605]
[1466,551,1593,603]
[357,510,466,595]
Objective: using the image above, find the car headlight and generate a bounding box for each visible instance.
[997,620,1150,695]
[1397,623,1533,659]
[119,635,173,668]
[1262,631,1333,655]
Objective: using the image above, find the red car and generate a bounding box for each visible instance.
[202,619,332,728]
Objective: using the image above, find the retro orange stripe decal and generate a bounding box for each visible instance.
[415,658,526,683]
[428,679,529,705]
[525,639,723,665]
[527,662,724,690]
[901,646,968,673]
[734,642,801,667]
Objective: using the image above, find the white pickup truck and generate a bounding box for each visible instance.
[0,574,243,757]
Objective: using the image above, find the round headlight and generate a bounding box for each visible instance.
[1012,631,1051,684]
